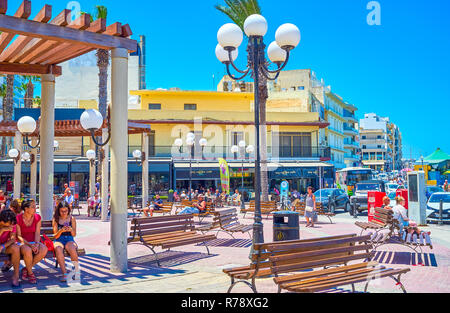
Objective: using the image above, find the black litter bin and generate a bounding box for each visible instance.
[273,211,300,242]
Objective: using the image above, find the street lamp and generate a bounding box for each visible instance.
[231,141,254,210]
[173,133,207,200]
[420,156,424,171]
[86,149,96,166]
[80,108,111,147]
[216,14,300,251]
[132,149,146,166]
[8,149,20,165]
[17,116,40,149]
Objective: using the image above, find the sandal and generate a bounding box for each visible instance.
[60,273,69,282]
[11,280,21,289]
[27,272,37,284]
[21,268,28,281]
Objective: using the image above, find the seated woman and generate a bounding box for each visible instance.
[178,195,207,215]
[52,201,80,282]
[16,199,48,284]
[392,196,410,231]
[0,210,21,288]
[381,196,392,210]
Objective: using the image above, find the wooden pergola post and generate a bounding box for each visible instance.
[39,73,55,221]
[13,130,22,199]
[110,47,129,273]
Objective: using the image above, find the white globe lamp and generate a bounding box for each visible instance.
[217,23,243,50]
[267,41,287,64]
[238,140,246,148]
[86,149,96,160]
[8,149,19,159]
[231,145,239,154]
[53,140,59,149]
[174,138,183,147]
[199,138,208,147]
[246,145,254,154]
[186,138,195,146]
[17,116,37,135]
[80,109,103,131]
[132,150,142,159]
[275,23,301,50]
[22,152,30,161]
[244,14,268,37]
[215,44,238,63]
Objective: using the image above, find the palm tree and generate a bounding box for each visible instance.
[93,5,109,120]
[20,75,40,108]
[215,0,270,201]
[0,82,6,156]
[3,74,14,154]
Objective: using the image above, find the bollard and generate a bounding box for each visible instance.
[439,199,443,226]
[352,198,358,219]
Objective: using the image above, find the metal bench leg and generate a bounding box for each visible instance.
[227,278,257,293]
[351,283,355,293]
[142,243,161,267]
[203,242,211,255]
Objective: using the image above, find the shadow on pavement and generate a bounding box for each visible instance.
[372,251,438,267]
[129,250,217,268]
[195,238,252,248]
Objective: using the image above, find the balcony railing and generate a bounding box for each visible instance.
[123,145,331,161]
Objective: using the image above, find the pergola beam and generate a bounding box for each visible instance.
[10,9,71,63]
[0,61,61,75]
[0,0,32,53]
[0,4,52,62]
[0,13,137,53]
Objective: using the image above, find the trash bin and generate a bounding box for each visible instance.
[273,211,300,242]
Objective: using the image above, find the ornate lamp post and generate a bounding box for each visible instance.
[80,108,111,147]
[173,133,207,201]
[8,149,20,164]
[216,14,300,252]
[17,116,39,149]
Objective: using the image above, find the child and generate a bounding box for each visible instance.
[0,210,21,287]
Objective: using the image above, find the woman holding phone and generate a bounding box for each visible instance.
[52,201,80,282]
[16,199,48,284]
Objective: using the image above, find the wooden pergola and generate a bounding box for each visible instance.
[0,0,137,273]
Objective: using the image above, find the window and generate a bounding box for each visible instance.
[298,86,305,90]
[362,136,366,139]
[148,103,161,110]
[278,132,312,158]
[377,135,381,139]
[377,145,381,148]
[362,145,367,149]
[184,103,197,110]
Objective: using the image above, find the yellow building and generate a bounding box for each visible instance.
[123,89,333,193]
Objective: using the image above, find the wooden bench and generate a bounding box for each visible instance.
[128,214,217,267]
[293,202,335,224]
[241,201,278,219]
[268,234,410,293]
[198,208,252,239]
[174,200,193,214]
[0,221,86,269]
[356,207,433,259]
[223,234,360,293]
[355,207,396,236]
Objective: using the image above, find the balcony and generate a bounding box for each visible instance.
[344,139,359,149]
[343,111,357,123]
[343,125,358,136]
[121,145,331,161]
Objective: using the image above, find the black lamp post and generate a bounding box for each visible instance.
[216,14,300,255]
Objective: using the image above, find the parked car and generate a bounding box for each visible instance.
[426,186,444,200]
[314,188,351,213]
[385,183,399,194]
[350,180,386,214]
[426,192,450,223]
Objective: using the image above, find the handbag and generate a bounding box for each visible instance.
[41,234,55,253]
[305,206,314,213]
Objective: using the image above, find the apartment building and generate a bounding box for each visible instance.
[359,113,402,171]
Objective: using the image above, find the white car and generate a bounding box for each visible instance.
[385,183,399,194]
[426,192,450,222]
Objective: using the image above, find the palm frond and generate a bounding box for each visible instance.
[215,0,262,31]
[94,5,108,20]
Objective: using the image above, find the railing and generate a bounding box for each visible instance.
[344,139,359,146]
[343,125,358,133]
[125,145,331,160]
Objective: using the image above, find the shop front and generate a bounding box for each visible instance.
[174,166,221,191]
[128,162,170,196]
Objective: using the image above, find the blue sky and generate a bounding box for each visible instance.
[10,0,450,159]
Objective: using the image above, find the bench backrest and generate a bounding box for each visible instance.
[265,234,372,276]
[213,208,239,228]
[247,234,371,275]
[130,214,195,239]
[373,207,394,225]
[41,220,55,240]
[294,202,324,213]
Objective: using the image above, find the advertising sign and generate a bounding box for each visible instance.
[218,158,230,195]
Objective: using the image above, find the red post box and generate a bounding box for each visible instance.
[368,191,386,222]
[396,189,408,210]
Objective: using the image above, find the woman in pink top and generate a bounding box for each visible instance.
[16,199,48,284]
[0,210,21,288]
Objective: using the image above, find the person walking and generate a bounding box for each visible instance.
[305,187,316,227]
